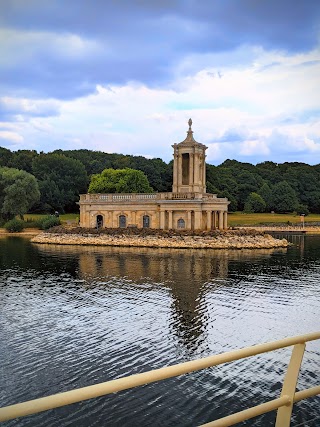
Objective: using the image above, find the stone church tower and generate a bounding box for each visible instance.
[172,118,207,194]
[79,119,229,230]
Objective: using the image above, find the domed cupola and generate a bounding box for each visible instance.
[172,119,207,194]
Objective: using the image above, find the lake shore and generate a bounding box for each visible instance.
[0,228,40,236]
[31,228,289,249]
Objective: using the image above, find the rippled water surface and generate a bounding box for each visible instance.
[0,235,319,426]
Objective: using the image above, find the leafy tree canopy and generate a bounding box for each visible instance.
[271,181,299,213]
[0,147,13,167]
[7,150,38,173]
[53,149,172,192]
[244,192,266,213]
[257,183,273,212]
[32,153,88,212]
[88,168,153,194]
[0,167,40,221]
[1,145,320,213]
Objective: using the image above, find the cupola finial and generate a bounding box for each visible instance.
[188,118,192,131]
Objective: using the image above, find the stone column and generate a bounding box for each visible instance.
[160,211,165,230]
[206,210,212,230]
[218,210,224,230]
[168,210,173,229]
[187,210,192,230]
[131,211,136,225]
[203,157,206,192]
[194,152,199,186]
[212,211,216,229]
[194,210,201,230]
[173,151,178,192]
[178,154,182,188]
[223,211,228,230]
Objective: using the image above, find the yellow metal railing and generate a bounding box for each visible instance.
[0,332,319,426]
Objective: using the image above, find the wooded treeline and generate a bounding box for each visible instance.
[1,146,320,215]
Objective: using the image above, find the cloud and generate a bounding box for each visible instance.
[1,1,319,99]
[0,3,319,166]
[240,139,270,157]
[215,127,258,143]
[0,130,24,145]
[266,129,320,154]
[0,28,105,99]
[0,96,60,120]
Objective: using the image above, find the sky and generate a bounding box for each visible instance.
[1,0,320,165]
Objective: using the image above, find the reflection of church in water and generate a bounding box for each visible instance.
[77,247,230,346]
[36,243,285,348]
[79,119,229,230]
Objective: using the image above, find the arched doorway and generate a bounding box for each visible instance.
[119,215,126,228]
[96,215,103,229]
[143,215,150,228]
[177,218,185,229]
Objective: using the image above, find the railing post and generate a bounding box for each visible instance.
[275,343,305,427]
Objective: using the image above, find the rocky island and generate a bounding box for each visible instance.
[31,227,289,250]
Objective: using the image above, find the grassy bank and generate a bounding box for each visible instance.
[24,213,79,224]
[228,212,320,226]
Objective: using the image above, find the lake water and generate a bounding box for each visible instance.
[0,235,319,426]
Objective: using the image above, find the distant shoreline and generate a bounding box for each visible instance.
[0,228,40,236]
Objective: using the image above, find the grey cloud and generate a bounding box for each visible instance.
[2,0,318,50]
[0,0,319,99]
[215,127,257,143]
[0,97,60,121]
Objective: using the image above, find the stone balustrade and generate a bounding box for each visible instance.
[80,193,158,203]
[79,192,228,203]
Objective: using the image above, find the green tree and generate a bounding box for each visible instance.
[8,150,38,173]
[244,192,266,213]
[255,161,282,184]
[88,168,153,193]
[271,181,299,213]
[257,183,273,212]
[206,164,239,208]
[53,149,172,192]
[0,147,13,167]
[32,153,88,212]
[0,167,40,221]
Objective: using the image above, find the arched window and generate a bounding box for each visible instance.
[119,215,126,228]
[177,218,185,229]
[96,215,103,229]
[143,215,150,228]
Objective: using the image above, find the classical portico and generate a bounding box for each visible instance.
[79,120,229,230]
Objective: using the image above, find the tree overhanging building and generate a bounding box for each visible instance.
[79,120,229,230]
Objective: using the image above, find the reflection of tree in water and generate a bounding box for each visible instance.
[0,237,79,275]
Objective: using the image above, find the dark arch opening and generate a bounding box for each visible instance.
[177,218,185,229]
[143,215,150,228]
[119,215,126,228]
[96,215,103,229]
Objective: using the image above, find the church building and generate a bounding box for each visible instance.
[79,120,229,230]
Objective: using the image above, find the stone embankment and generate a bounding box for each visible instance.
[31,228,288,249]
